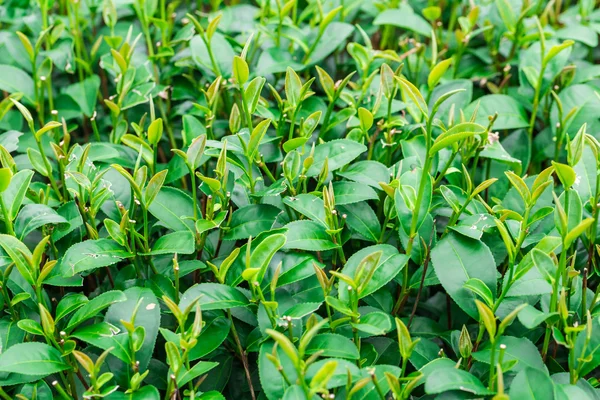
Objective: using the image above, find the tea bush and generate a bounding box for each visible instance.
[0,0,599,398]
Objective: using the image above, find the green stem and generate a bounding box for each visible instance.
[37,139,63,202]
[226,310,256,400]
[191,170,198,220]
[0,196,14,236]
[287,110,297,142]
[240,87,253,132]
[204,35,222,77]
[378,213,391,244]
[371,375,386,400]
[493,207,530,312]
[320,98,336,138]
[434,150,458,186]
[259,161,276,184]
[302,31,324,64]
[394,119,433,313]
[543,240,568,359]
[0,387,11,400]
[529,59,547,140]
[488,340,497,390]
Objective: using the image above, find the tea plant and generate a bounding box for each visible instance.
[0,0,599,398]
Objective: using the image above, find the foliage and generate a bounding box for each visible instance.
[0,0,598,399]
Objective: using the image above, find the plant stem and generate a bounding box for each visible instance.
[226,310,256,400]
[488,340,497,390]
[543,240,568,359]
[394,119,433,313]
[0,196,14,236]
[37,139,63,202]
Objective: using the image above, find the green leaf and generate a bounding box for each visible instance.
[55,294,88,322]
[350,365,402,399]
[4,170,34,220]
[190,33,234,77]
[245,77,266,114]
[0,65,35,104]
[550,84,600,138]
[224,204,281,240]
[517,305,559,329]
[63,76,101,117]
[190,317,231,360]
[283,194,327,227]
[195,211,227,235]
[161,317,231,361]
[552,161,576,188]
[14,204,68,240]
[307,359,360,390]
[233,56,249,85]
[373,6,432,37]
[0,234,35,285]
[574,316,600,376]
[543,40,575,66]
[177,361,219,387]
[259,341,299,400]
[480,140,522,174]
[339,245,408,300]
[465,94,529,130]
[305,333,360,360]
[351,311,392,335]
[326,296,357,317]
[338,203,381,242]
[428,79,473,121]
[430,233,497,319]
[427,59,452,89]
[429,122,487,155]
[332,181,378,205]
[52,201,83,242]
[249,233,286,284]
[395,169,432,235]
[27,148,50,176]
[565,217,595,248]
[509,368,555,399]
[463,278,494,307]
[121,134,154,167]
[144,170,168,208]
[247,118,271,159]
[495,0,516,31]
[282,385,308,400]
[0,342,69,376]
[148,187,197,232]
[305,23,354,65]
[0,168,11,193]
[187,134,207,170]
[147,118,163,146]
[396,76,429,117]
[17,319,44,336]
[573,146,597,203]
[110,386,161,400]
[66,290,126,332]
[473,336,545,373]
[555,189,583,237]
[143,231,195,255]
[180,283,249,311]
[283,302,322,319]
[106,287,160,371]
[337,160,390,189]
[60,239,132,277]
[283,220,339,251]
[424,365,493,396]
[307,139,367,176]
[285,67,302,106]
[357,107,373,131]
